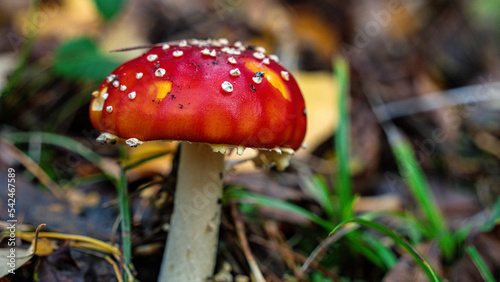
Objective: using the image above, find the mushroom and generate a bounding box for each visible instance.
[89,39,307,281]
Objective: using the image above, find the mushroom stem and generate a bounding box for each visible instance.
[159,142,224,281]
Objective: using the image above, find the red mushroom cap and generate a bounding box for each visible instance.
[89,39,306,151]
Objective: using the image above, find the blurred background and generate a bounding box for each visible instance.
[0,0,499,281]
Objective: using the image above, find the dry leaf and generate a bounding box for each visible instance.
[66,189,101,214]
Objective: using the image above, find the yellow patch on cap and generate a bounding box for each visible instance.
[150,80,172,100]
[243,59,291,101]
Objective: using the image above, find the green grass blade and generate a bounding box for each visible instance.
[304,174,336,220]
[364,82,455,260]
[390,139,445,233]
[361,233,398,269]
[455,197,500,244]
[348,235,388,269]
[224,188,334,231]
[117,161,132,280]
[386,128,454,260]
[330,217,441,282]
[482,197,500,232]
[333,56,354,221]
[309,271,334,282]
[466,246,496,282]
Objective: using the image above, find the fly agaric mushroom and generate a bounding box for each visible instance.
[89,38,307,281]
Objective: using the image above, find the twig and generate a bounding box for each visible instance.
[105,256,124,282]
[249,235,339,281]
[376,82,500,121]
[297,227,352,278]
[109,44,161,52]
[0,137,65,200]
[262,221,299,275]
[31,223,46,255]
[109,40,187,53]
[231,203,265,282]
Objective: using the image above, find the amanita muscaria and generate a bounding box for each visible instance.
[89,38,306,281]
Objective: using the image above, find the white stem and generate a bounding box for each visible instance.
[159,142,224,282]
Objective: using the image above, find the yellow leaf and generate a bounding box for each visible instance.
[125,141,177,182]
[295,71,339,155]
[33,238,53,257]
